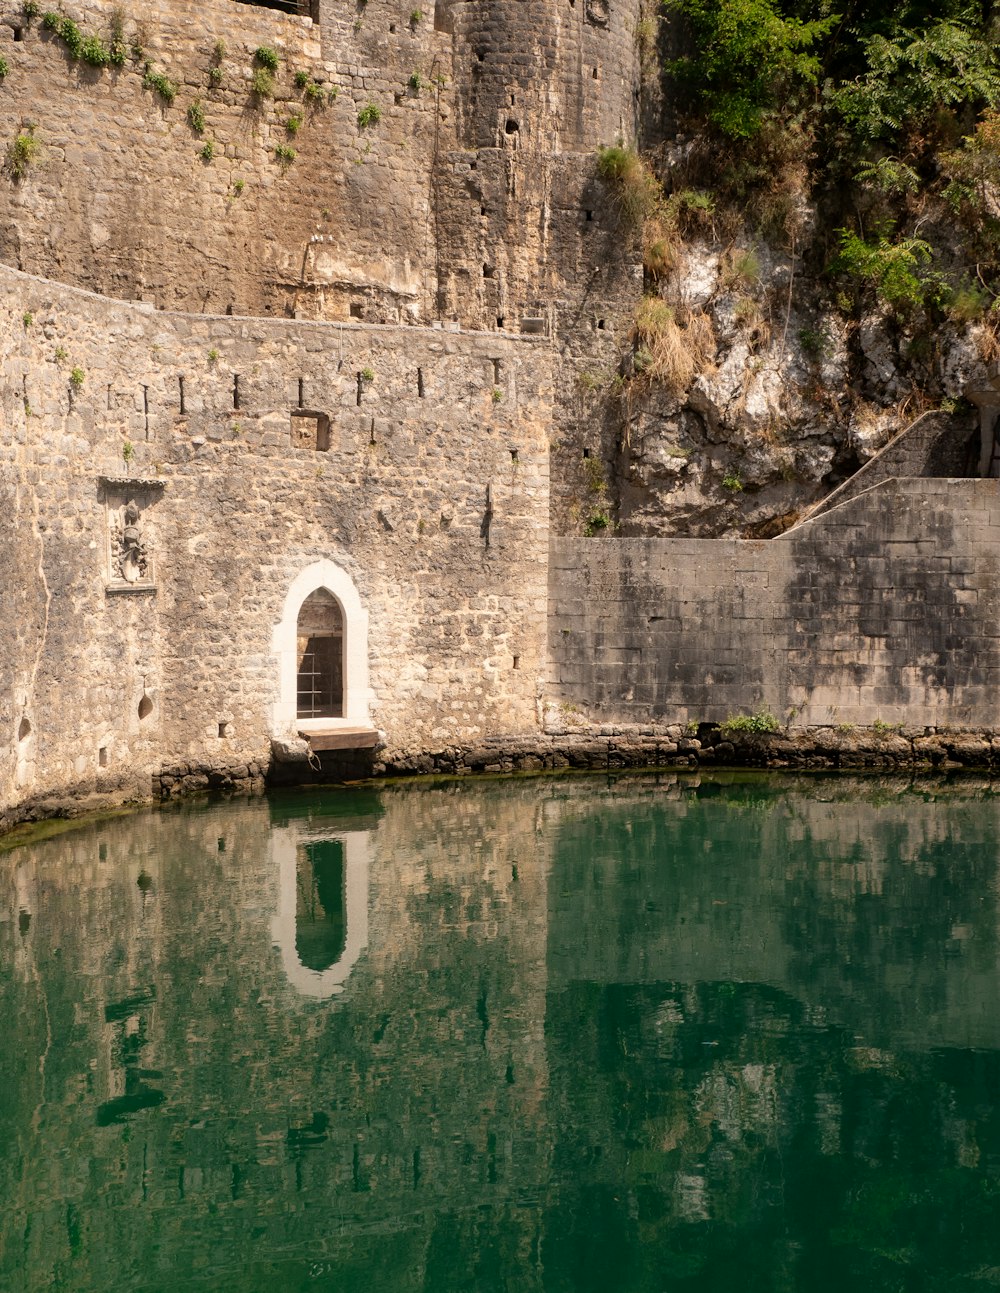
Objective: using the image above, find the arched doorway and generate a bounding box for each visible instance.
[271,559,375,737]
[296,588,344,719]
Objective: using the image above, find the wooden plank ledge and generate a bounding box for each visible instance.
[298,726,380,752]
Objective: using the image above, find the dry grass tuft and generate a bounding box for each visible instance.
[596,145,661,224]
[631,297,717,393]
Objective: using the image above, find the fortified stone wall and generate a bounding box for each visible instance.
[0,263,552,821]
[549,477,1000,729]
[0,0,645,334]
[0,0,448,319]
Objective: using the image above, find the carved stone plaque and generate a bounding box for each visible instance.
[99,476,165,593]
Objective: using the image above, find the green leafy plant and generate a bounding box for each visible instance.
[80,35,109,67]
[143,67,177,103]
[187,99,205,133]
[854,156,920,196]
[831,226,934,313]
[720,709,780,736]
[53,15,83,58]
[23,0,39,16]
[409,71,424,90]
[199,139,215,162]
[833,20,1000,146]
[294,69,310,89]
[69,366,85,389]
[231,179,244,196]
[410,9,422,25]
[662,0,836,140]
[0,57,9,81]
[490,385,503,403]
[22,311,32,328]
[209,65,222,87]
[108,12,126,70]
[305,80,324,102]
[207,347,219,362]
[584,508,611,536]
[357,102,381,128]
[360,366,375,382]
[274,143,296,164]
[212,38,225,61]
[122,439,134,464]
[285,112,303,136]
[254,45,279,72]
[250,67,274,98]
[722,473,743,491]
[7,127,40,179]
[54,345,67,361]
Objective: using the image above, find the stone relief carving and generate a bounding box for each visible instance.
[99,476,164,591]
[585,0,610,26]
[111,499,149,584]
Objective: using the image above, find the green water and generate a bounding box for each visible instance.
[4,772,1000,1292]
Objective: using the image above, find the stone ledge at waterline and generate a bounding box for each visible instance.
[374,724,1000,775]
[4,723,1000,839]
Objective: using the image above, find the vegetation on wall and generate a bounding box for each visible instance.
[6,125,39,180]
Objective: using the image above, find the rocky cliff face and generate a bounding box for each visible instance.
[611,235,993,537]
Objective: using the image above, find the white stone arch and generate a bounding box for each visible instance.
[270,825,370,1000]
[271,559,374,735]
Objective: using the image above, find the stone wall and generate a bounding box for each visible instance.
[802,409,980,523]
[0,0,644,334]
[549,476,1000,728]
[0,262,552,821]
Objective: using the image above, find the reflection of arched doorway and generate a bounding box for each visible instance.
[271,827,371,999]
[295,840,346,971]
[296,589,344,719]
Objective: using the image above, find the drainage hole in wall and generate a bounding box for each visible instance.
[510,448,518,461]
[512,654,521,669]
[350,302,363,319]
[218,721,230,738]
[583,447,591,459]
[218,837,226,852]
[98,747,108,768]
[138,695,153,720]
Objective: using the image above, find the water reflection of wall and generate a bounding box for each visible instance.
[540,775,1000,1290]
[0,782,552,1292]
[544,775,1000,1051]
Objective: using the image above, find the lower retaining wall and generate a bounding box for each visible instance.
[549,477,1000,729]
